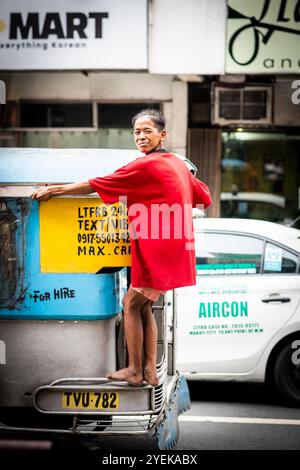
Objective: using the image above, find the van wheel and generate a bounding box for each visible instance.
[273,340,300,405]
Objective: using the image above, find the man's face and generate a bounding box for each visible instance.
[133,117,166,154]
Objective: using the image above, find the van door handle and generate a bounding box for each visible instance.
[262,294,291,303]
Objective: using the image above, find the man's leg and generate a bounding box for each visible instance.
[106,287,148,386]
[141,300,159,387]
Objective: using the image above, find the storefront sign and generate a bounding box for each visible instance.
[40,198,131,273]
[149,0,226,74]
[0,0,147,70]
[226,0,300,73]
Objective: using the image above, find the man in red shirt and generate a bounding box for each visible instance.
[32,109,212,387]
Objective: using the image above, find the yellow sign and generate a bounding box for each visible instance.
[40,198,131,273]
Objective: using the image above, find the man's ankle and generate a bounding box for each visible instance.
[128,366,143,375]
[144,363,157,372]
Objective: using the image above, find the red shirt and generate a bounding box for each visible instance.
[89,152,212,290]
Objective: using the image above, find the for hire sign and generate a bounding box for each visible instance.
[0,0,147,70]
[226,0,300,73]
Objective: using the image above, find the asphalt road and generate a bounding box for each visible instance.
[176,380,300,450]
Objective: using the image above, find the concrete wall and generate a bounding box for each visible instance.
[0,72,188,154]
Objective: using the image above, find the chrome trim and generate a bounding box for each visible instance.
[33,365,168,416]
[33,383,156,416]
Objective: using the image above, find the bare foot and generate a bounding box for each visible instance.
[106,367,144,386]
[143,366,159,387]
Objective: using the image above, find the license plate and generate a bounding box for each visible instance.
[62,391,119,410]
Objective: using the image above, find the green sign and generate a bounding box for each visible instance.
[226,0,300,73]
[196,263,256,275]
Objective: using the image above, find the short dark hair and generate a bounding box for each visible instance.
[132,108,166,131]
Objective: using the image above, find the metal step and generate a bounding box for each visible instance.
[33,373,167,416]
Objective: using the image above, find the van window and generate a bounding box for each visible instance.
[195,231,263,275]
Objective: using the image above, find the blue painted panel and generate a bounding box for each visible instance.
[0,198,125,320]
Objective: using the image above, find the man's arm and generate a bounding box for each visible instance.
[31,181,94,201]
[190,175,212,209]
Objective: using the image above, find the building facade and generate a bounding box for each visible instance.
[1,0,300,221]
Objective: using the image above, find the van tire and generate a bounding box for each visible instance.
[273,340,300,405]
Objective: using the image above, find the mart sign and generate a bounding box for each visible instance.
[0,0,147,70]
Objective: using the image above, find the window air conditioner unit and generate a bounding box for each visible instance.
[212,85,272,126]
